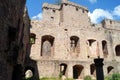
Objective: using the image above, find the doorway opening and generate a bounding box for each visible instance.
[73,65,84,79]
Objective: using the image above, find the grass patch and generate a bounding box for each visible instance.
[84,75,92,80]
[105,73,120,80]
[40,77,57,80]
[40,77,73,80]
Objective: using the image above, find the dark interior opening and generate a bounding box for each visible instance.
[102,40,108,58]
[60,63,67,75]
[90,64,96,77]
[73,65,84,79]
[115,45,120,56]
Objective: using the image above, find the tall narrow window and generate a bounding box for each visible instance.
[90,64,96,77]
[87,39,97,57]
[115,45,120,56]
[70,36,80,56]
[30,33,36,44]
[41,35,54,57]
[102,40,108,58]
[60,63,67,76]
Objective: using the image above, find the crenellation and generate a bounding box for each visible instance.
[102,19,120,30]
[42,3,61,10]
[42,1,90,27]
[62,1,88,11]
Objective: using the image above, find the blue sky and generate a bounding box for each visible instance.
[26,0,120,23]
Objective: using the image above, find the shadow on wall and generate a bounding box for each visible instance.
[12,64,23,80]
[24,43,40,80]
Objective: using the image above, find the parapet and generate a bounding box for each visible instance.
[42,1,88,11]
[62,1,88,12]
[42,3,60,10]
[102,19,120,30]
[42,0,90,26]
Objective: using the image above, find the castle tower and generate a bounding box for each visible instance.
[42,0,90,27]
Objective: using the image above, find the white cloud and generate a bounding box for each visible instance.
[88,5,120,23]
[32,13,42,20]
[88,9,113,23]
[89,0,97,4]
[113,5,120,16]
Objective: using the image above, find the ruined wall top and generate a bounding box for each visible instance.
[63,1,88,11]
[42,1,88,11]
[102,19,120,30]
[42,3,60,10]
[42,0,90,27]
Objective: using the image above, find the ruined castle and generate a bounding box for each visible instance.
[30,0,120,79]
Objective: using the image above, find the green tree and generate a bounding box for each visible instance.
[105,73,120,80]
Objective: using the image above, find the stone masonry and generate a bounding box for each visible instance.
[30,0,120,79]
[0,0,30,80]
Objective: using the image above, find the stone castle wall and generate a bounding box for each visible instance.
[30,1,120,79]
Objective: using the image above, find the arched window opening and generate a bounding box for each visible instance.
[25,66,34,79]
[60,63,67,77]
[82,9,85,13]
[41,35,54,57]
[73,65,84,79]
[90,64,96,78]
[115,45,120,56]
[102,40,108,58]
[76,7,79,11]
[107,66,114,74]
[70,36,80,56]
[30,33,36,44]
[87,39,97,57]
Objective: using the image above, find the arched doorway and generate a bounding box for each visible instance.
[60,63,67,78]
[60,63,67,75]
[73,65,84,79]
[107,66,114,74]
[90,64,96,77]
[25,66,34,79]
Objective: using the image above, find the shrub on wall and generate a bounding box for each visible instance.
[105,73,120,80]
[40,77,58,80]
[111,73,120,80]
[84,75,92,80]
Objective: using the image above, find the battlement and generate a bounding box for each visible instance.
[42,1,88,11]
[63,1,88,12]
[102,19,120,30]
[42,1,90,27]
[42,3,60,10]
